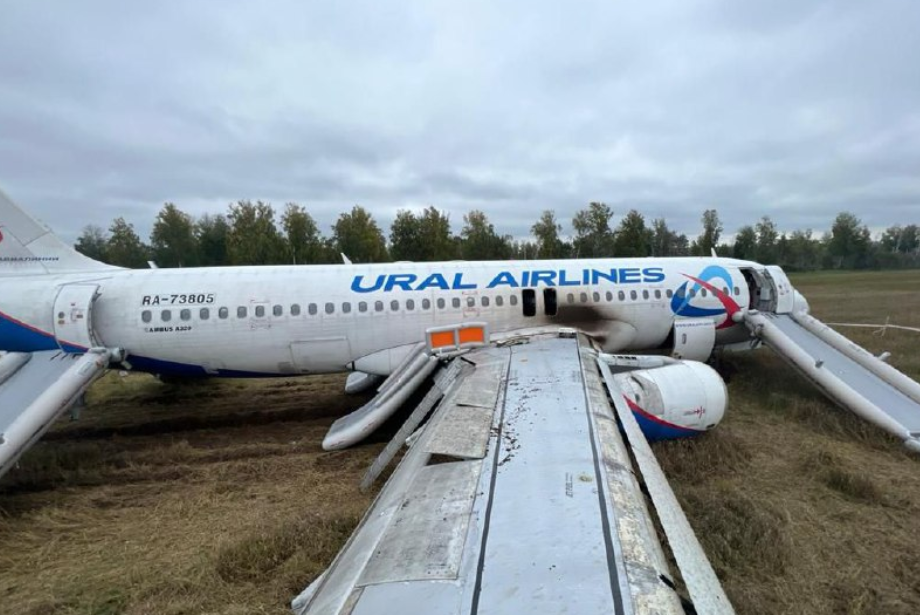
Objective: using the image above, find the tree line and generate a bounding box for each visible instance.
[74,200,920,270]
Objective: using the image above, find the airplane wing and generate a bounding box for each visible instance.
[293,331,734,615]
[0,349,112,479]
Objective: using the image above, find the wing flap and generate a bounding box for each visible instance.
[359,460,481,586]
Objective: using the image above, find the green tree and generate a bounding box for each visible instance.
[281,203,323,264]
[612,210,652,257]
[531,210,569,259]
[196,214,229,266]
[105,217,149,268]
[417,206,457,261]
[649,218,688,256]
[572,202,615,258]
[691,209,722,256]
[880,224,919,254]
[332,205,389,263]
[732,225,757,260]
[754,216,779,263]
[74,225,109,262]
[389,210,423,261]
[459,210,512,260]
[390,207,457,262]
[826,212,871,269]
[226,200,284,265]
[512,239,539,260]
[780,229,822,270]
[150,203,199,267]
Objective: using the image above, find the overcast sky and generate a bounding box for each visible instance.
[1,0,918,244]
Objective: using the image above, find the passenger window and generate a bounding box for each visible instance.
[406,299,415,311]
[200,308,209,320]
[701,289,708,298]
[437,298,446,309]
[522,288,536,317]
[237,306,247,318]
[593,292,600,303]
[291,304,301,316]
[580,292,588,303]
[606,291,613,302]
[273,304,283,317]
[544,288,557,316]
[618,290,625,301]
[325,302,335,314]
[452,298,461,308]
[496,296,504,307]
[567,293,575,304]
[466,297,475,307]
[654,290,661,299]
[142,310,152,323]
[734,286,741,296]
[219,307,229,319]
[510,295,518,306]
[422,299,431,310]
[309,303,318,315]
[630,290,638,300]
[689,288,697,298]
[479,296,488,307]
[375,301,384,312]
[180,309,191,321]
[642,290,649,300]
[162,309,172,322]
[666,289,674,298]
[358,301,368,313]
[390,300,399,311]
[342,302,351,314]
[255,305,265,318]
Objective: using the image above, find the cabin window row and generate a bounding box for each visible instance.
[139,285,743,323]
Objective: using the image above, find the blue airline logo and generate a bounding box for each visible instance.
[670,265,741,329]
[351,267,666,293]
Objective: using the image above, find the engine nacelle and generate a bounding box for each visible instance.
[612,361,726,440]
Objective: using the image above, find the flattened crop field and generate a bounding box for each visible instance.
[1,270,919,615]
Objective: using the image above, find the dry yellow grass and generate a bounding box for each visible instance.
[654,269,920,614]
[1,270,919,614]
[0,376,381,615]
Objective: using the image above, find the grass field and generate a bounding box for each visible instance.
[2,270,919,614]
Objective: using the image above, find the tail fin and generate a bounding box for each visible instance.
[0,187,118,276]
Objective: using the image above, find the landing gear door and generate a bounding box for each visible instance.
[672,319,716,361]
[764,266,794,314]
[53,284,101,351]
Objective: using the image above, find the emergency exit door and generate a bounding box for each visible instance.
[52,284,101,351]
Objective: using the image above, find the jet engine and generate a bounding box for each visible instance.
[611,361,726,440]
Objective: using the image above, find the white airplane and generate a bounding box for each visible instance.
[2,187,919,454]
[3,188,920,615]
[0,186,777,449]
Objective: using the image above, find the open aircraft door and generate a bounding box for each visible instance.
[764,266,795,314]
[53,284,101,351]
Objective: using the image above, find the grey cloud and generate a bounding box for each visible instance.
[0,0,918,244]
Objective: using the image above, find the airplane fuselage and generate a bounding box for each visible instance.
[0,257,758,377]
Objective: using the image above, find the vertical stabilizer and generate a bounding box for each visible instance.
[0,187,118,275]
